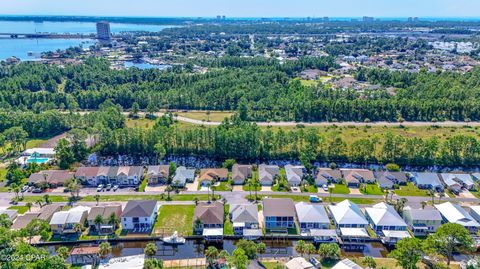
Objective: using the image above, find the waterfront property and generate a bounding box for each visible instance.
[410,172,444,192]
[263,198,296,233]
[121,200,158,233]
[28,170,75,187]
[402,206,442,236]
[374,171,407,189]
[0,207,17,221]
[285,257,315,269]
[341,169,376,188]
[258,164,279,186]
[295,202,330,233]
[285,165,305,187]
[147,165,170,185]
[229,204,260,236]
[435,202,480,233]
[331,258,363,269]
[364,202,410,244]
[231,164,252,185]
[193,201,224,236]
[172,166,196,187]
[87,205,122,234]
[12,204,62,230]
[328,200,369,243]
[315,168,342,186]
[199,168,228,186]
[50,206,90,235]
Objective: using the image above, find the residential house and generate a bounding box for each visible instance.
[472,173,480,181]
[285,165,305,187]
[285,257,315,269]
[468,206,480,224]
[199,168,228,186]
[12,204,62,230]
[50,206,90,235]
[410,172,444,192]
[37,204,62,222]
[12,213,39,230]
[193,201,224,235]
[331,259,363,269]
[28,170,75,187]
[403,206,442,236]
[440,173,475,191]
[0,208,17,222]
[295,202,330,232]
[435,202,480,233]
[107,166,119,185]
[374,171,407,189]
[341,169,376,188]
[365,202,410,244]
[229,204,259,235]
[316,168,342,186]
[87,205,122,234]
[231,164,252,185]
[441,176,462,194]
[328,200,369,242]
[263,198,296,233]
[147,165,170,185]
[96,167,110,185]
[121,200,158,233]
[258,164,279,186]
[75,167,100,186]
[172,166,195,187]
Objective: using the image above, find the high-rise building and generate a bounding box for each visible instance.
[96,21,111,40]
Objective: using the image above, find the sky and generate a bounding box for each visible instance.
[2,0,480,18]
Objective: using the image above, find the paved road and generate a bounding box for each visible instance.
[2,189,477,208]
[75,111,480,127]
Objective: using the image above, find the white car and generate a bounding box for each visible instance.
[322,184,329,192]
[96,184,104,192]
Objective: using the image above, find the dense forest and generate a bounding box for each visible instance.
[1,58,480,122]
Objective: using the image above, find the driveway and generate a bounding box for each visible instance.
[349,188,362,195]
[233,186,243,192]
[145,185,166,192]
[185,179,199,191]
[261,186,272,192]
[459,190,476,199]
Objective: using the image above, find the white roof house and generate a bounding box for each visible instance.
[99,254,145,269]
[285,257,315,269]
[295,202,330,225]
[441,173,475,190]
[365,202,408,231]
[331,258,363,269]
[435,202,480,232]
[285,165,304,186]
[328,200,368,227]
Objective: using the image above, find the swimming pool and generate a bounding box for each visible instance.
[26,157,50,164]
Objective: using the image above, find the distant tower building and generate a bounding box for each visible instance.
[96,21,111,40]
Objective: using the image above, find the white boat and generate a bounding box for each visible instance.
[162,231,186,245]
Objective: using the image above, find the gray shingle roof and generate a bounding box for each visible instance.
[121,200,157,218]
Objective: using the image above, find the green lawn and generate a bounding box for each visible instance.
[0,167,7,182]
[22,194,220,203]
[332,183,350,194]
[215,181,232,191]
[360,184,384,195]
[395,182,429,197]
[176,111,233,122]
[8,205,29,214]
[301,184,318,193]
[252,194,379,205]
[243,183,261,191]
[125,118,156,129]
[153,205,194,236]
[138,177,148,192]
[223,205,234,235]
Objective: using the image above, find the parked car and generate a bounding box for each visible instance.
[309,195,322,203]
[32,188,43,193]
[309,257,322,268]
[27,186,33,192]
[97,184,104,192]
[21,186,28,193]
[322,184,329,192]
[106,184,112,191]
[112,185,119,192]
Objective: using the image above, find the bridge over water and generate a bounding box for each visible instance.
[0,32,96,39]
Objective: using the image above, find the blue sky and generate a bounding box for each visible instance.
[2,0,480,18]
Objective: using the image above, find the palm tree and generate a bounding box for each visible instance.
[438,191,445,203]
[43,194,50,205]
[248,180,253,200]
[9,183,20,201]
[421,201,427,209]
[108,213,119,231]
[26,202,32,212]
[304,243,316,259]
[165,185,173,200]
[94,215,104,234]
[253,179,260,202]
[144,242,157,258]
[35,199,43,208]
[94,194,101,205]
[57,246,69,260]
[98,242,112,259]
[295,240,306,257]
[428,189,435,205]
[205,246,219,265]
[73,223,84,234]
[211,185,217,201]
[328,185,334,203]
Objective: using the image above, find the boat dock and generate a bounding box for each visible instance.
[163,258,206,268]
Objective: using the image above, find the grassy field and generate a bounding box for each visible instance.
[126,118,156,128]
[0,167,7,182]
[332,183,350,194]
[21,194,220,203]
[154,205,194,236]
[395,182,429,197]
[253,194,379,204]
[176,111,233,122]
[360,184,384,195]
[8,205,29,214]
[301,184,318,193]
[223,205,234,235]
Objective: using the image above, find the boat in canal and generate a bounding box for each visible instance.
[162,231,186,245]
